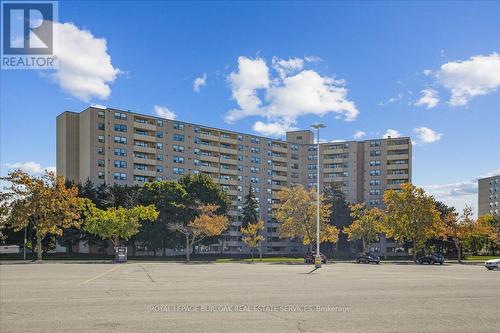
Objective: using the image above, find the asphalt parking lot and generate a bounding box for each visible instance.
[1,262,499,332]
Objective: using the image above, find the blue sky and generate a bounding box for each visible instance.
[1,1,499,212]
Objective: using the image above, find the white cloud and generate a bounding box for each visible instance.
[90,104,106,109]
[423,69,433,76]
[353,130,366,139]
[414,127,442,144]
[4,162,55,174]
[414,89,439,109]
[193,73,207,93]
[272,57,304,79]
[422,168,500,216]
[225,56,358,137]
[154,105,176,119]
[51,22,120,102]
[383,129,401,138]
[435,53,500,106]
[378,93,404,106]
[252,121,297,137]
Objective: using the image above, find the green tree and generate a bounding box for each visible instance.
[383,183,442,262]
[242,186,259,228]
[241,220,265,261]
[344,204,386,252]
[178,174,229,252]
[275,185,339,252]
[323,182,352,252]
[139,181,188,256]
[84,204,159,247]
[440,206,476,262]
[1,170,88,260]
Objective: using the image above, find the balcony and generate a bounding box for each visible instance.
[221,169,238,175]
[271,145,288,153]
[133,145,156,154]
[220,137,238,145]
[133,169,156,177]
[272,175,287,182]
[219,158,238,165]
[199,155,219,163]
[271,155,287,163]
[387,163,409,170]
[219,178,238,186]
[387,173,409,179]
[199,144,219,153]
[133,121,156,131]
[133,133,156,143]
[199,165,220,174]
[323,158,345,164]
[199,132,219,141]
[133,157,156,165]
[224,189,239,196]
[219,146,237,155]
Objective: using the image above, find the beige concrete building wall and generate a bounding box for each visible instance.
[478,175,500,216]
[56,112,80,182]
[57,107,413,255]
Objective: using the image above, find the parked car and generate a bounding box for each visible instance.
[417,253,444,265]
[485,258,500,270]
[304,252,327,264]
[356,253,380,264]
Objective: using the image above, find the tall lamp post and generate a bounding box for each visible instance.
[311,123,326,269]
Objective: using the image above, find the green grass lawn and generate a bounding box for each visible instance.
[216,257,304,263]
[464,255,499,261]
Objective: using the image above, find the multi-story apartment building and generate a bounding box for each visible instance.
[57,107,412,255]
[478,175,500,216]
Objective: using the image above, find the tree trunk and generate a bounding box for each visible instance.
[162,239,167,257]
[185,233,190,262]
[412,239,417,262]
[36,233,43,261]
[455,239,462,263]
[259,242,262,262]
[251,248,254,262]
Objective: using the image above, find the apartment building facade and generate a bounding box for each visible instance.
[478,175,500,216]
[57,107,412,255]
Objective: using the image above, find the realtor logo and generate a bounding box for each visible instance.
[1,1,58,69]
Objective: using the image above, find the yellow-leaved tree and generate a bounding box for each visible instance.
[383,183,442,262]
[170,203,229,262]
[1,170,89,261]
[275,185,338,252]
[241,220,265,262]
[344,204,386,253]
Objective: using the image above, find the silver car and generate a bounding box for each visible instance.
[485,258,500,270]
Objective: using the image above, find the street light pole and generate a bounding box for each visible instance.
[311,123,326,269]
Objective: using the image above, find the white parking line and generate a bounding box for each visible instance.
[79,265,121,285]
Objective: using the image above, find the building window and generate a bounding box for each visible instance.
[98,111,105,118]
[97,147,104,155]
[97,171,105,179]
[114,112,127,120]
[157,154,163,161]
[114,136,127,144]
[114,160,127,168]
[173,167,184,175]
[369,179,381,186]
[250,147,260,154]
[98,122,105,130]
[369,189,381,196]
[98,159,105,167]
[250,176,260,184]
[156,142,163,150]
[173,145,185,152]
[369,160,381,166]
[250,137,260,144]
[173,156,184,164]
[173,134,184,142]
[370,150,381,157]
[114,124,127,132]
[370,140,381,147]
[113,172,127,180]
[250,157,260,164]
[173,123,184,130]
[114,148,126,156]
[156,131,164,138]
[250,167,260,174]
[156,165,163,173]
[98,135,105,143]
[370,169,381,176]
[156,119,163,127]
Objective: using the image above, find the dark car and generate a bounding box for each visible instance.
[304,252,327,264]
[356,253,380,264]
[417,253,444,265]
